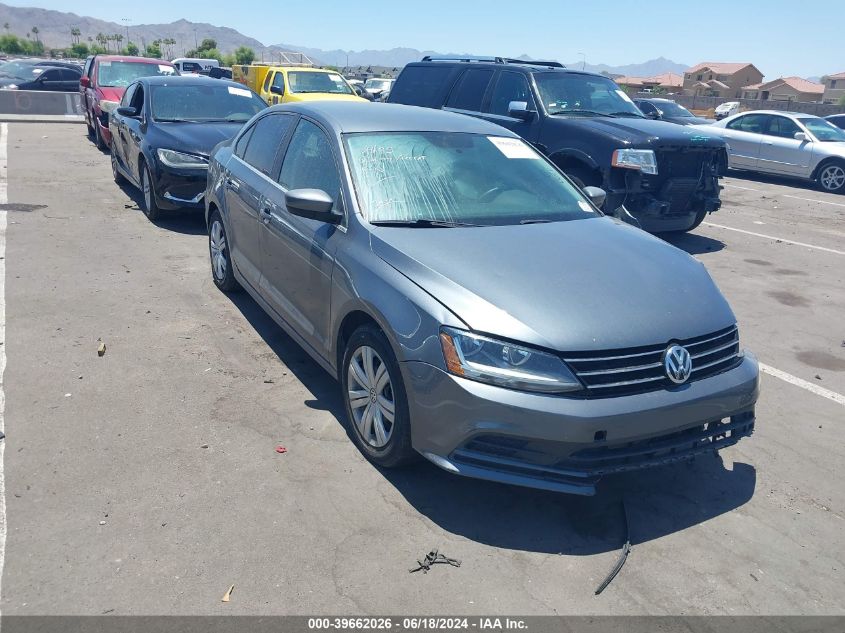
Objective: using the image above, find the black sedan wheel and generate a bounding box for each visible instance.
[140,162,162,221]
[111,151,125,184]
[341,325,415,468]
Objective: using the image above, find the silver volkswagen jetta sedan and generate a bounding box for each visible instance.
[205,102,759,495]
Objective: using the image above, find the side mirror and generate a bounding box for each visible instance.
[507,101,534,121]
[581,186,607,209]
[115,106,138,117]
[270,85,284,95]
[285,189,342,224]
[794,132,809,142]
[645,111,660,120]
[79,76,90,88]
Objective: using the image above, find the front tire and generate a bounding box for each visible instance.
[93,119,107,151]
[341,325,415,468]
[208,211,239,292]
[111,150,125,184]
[817,161,845,194]
[140,162,162,221]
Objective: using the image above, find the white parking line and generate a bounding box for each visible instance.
[723,183,761,191]
[782,195,845,208]
[0,123,8,614]
[760,363,845,407]
[703,222,845,256]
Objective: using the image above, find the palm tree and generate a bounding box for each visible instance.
[71,27,81,45]
[31,26,39,44]
[3,23,9,33]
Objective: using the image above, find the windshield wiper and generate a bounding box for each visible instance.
[369,219,482,228]
[609,111,645,118]
[519,218,558,224]
[549,109,613,117]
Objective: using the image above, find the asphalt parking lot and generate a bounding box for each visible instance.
[0,122,843,616]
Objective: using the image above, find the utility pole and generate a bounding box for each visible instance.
[578,52,586,71]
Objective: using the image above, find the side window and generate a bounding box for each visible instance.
[262,72,274,93]
[638,101,657,115]
[726,114,767,135]
[388,65,456,107]
[39,69,61,82]
[271,72,285,92]
[129,85,144,112]
[235,125,255,158]
[445,68,494,112]
[488,71,535,116]
[242,114,296,175]
[60,68,81,81]
[83,57,93,78]
[278,119,340,203]
[766,116,800,139]
[121,83,137,107]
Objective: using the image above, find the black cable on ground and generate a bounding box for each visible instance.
[595,497,631,595]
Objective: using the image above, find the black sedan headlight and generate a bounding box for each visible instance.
[156,149,209,170]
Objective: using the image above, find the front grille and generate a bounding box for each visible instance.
[563,325,741,398]
[656,149,719,179]
[452,411,755,486]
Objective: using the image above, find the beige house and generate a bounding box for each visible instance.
[821,72,845,104]
[683,62,764,98]
[615,72,683,95]
[741,77,824,103]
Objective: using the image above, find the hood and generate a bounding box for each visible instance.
[550,115,726,148]
[97,86,124,102]
[286,93,366,103]
[152,122,245,157]
[370,217,735,352]
[668,116,712,126]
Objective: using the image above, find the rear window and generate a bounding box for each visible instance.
[388,65,456,108]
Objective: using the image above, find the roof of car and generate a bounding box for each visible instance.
[268,101,520,135]
[736,110,822,119]
[139,75,249,88]
[636,98,676,103]
[408,58,605,79]
[95,55,174,65]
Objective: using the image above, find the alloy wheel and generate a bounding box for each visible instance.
[209,220,228,281]
[346,346,395,448]
[819,164,845,192]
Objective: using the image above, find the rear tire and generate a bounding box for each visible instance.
[208,211,239,292]
[816,160,845,194]
[111,150,125,184]
[93,119,107,151]
[140,162,162,221]
[341,325,415,468]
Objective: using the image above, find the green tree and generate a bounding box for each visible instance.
[233,46,255,65]
[2,23,9,33]
[125,41,139,56]
[70,42,89,57]
[70,27,81,44]
[0,34,24,54]
[90,44,107,55]
[31,26,39,44]
[199,38,217,51]
[146,41,162,58]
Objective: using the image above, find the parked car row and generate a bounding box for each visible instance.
[0,58,82,91]
[82,55,760,496]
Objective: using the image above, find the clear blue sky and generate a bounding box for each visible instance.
[8,0,845,77]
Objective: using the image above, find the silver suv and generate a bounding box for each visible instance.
[205,101,759,495]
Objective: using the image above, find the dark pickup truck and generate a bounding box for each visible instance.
[388,57,727,232]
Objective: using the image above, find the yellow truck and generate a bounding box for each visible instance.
[232,65,366,105]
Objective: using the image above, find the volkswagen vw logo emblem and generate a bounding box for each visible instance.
[664,345,693,384]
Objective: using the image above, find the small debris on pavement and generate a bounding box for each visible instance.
[78,375,83,380]
[200,444,209,449]
[815,375,822,380]
[97,340,107,357]
[64,393,72,398]
[263,379,274,384]
[275,446,287,454]
[99,521,107,526]
[409,549,461,573]
[221,584,235,602]
[750,573,759,582]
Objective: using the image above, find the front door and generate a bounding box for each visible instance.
[479,70,542,144]
[259,118,342,357]
[758,115,813,177]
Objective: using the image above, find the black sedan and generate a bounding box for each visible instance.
[827,114,845,130]
[0,60,82,92]
[634,98,711,126]
[109,75,267,220]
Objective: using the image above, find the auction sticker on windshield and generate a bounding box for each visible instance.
[228,86,252,98]
[487,137,538,159]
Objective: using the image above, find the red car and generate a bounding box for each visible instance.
[80,55,177,150]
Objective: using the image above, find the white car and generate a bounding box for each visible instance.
[692,110,845,193]
[364,77,394,101]
[714,101,740,120]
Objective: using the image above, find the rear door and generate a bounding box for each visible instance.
[59,68,82,92]
[442,68,495,119]
[721,114,767,169]
[111,82,137,178]
[33,68,63,91]
[224,113,297,289]
[259,118,343,356]
[757,115,813,176]
[478,70,542,144]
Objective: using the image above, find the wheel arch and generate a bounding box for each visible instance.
[812,156,845,182]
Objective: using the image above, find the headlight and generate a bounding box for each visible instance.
[611,148,658,175]
[157,149,209,170]
[439,327,582,394]
[1,84,18,90]
[99,100,119,113]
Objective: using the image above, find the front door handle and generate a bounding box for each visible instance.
[259,206,272,224]
[226,177,241,192]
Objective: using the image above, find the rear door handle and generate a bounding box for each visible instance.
[259,205,272,224]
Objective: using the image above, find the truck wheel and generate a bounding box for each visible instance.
[685,209,709,232]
